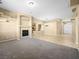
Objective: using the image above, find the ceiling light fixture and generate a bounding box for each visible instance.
[27,1,36,8]
[29,2,34,6]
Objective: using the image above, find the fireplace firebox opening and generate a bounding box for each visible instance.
[22,30,29,36]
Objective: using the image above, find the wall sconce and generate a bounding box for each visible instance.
[6,20,10,22]
[63,22,67,24]
[45,25,48,27]
[0,17,7,22]
[0,17,15,22]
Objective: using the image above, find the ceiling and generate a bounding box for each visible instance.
[0,0,73,21]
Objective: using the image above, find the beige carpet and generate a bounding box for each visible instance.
[0,38,79,59]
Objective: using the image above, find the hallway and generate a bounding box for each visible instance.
[0,38,79,59]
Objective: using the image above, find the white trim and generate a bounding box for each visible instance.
[0,39,17,43]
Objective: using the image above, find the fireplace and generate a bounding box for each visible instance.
[22,30,29,36]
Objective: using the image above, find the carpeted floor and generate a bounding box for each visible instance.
[0,38,79,59]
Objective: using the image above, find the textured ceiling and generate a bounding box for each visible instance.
[0,0,73,21]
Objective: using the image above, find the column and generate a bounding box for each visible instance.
[16,13,21,40]
[72,19,76,43]
[75,17,79,45]
[61,22,64,35]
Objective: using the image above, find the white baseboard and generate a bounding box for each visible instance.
[0,39,17,43]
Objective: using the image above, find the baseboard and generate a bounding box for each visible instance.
[0,39,17,43]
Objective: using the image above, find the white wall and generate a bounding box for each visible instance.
[0,17,18,41]
[44,21,57,35]
[64,22,72,34]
